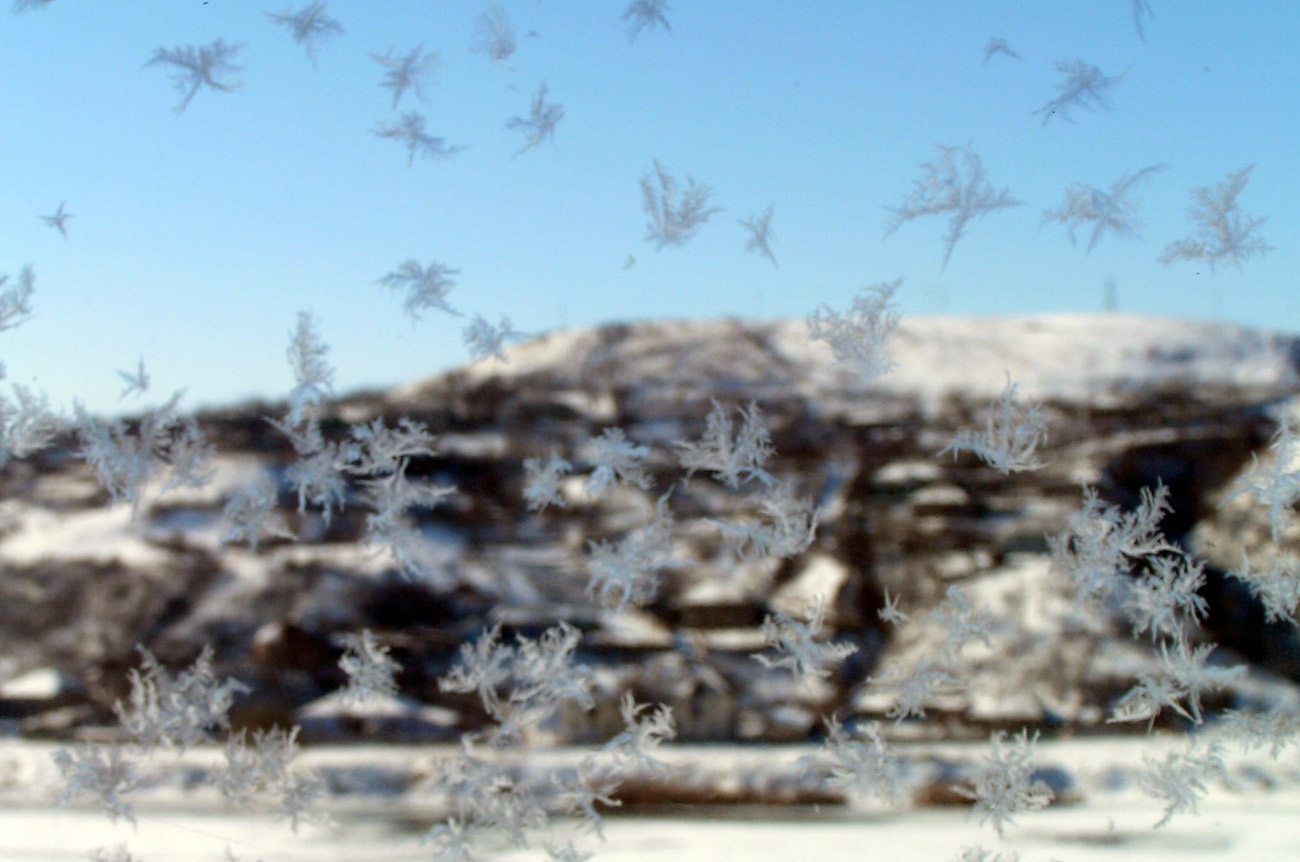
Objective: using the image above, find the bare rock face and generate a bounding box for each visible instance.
[2,315,1299,741]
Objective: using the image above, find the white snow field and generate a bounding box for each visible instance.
[1,734,1297,861]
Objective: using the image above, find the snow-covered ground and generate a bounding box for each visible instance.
[3,734,1298,861]
[440,313,1300,407]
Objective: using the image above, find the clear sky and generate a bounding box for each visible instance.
[0,1,1296,416]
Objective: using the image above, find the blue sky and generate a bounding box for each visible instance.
[0,1,1296,416]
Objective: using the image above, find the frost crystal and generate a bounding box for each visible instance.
[1032,58,1121,124]
[52,743,140,825]
[267,3,343,64]
[1046,482,1176,611]
[1229,550,1300,626]
[807,280,901,382]
[586,492,683,612]
[603,692,676,774]
[439,622,594,743]
[815,715,907,804]
[507,81,564,154]
[473,5,516,64]
[739,204,777,267]
[1161,165,1272,270]
[0,265,34,333]
[284,311,334,426]
[464,314,528,362]
[337,629,403,705]
[622,0,670,42]
[982,37,1021,64]
[88,846,143,862]
[372,44,439,108]
[219,726,328,832]
[884,144,1020,269]
[1221,412,1300,540]
[0,383,61,466]
[40,200,72,237]
[676,399,776,489]
[1042,164,1165,253]
[1132,0,1155,41]
[584,426,653,498]
[114,645,247,754]
[74,391,215,518]
[377,259,463,319]
[221,473,294,551]
[373,113,465,166]
[524,452,572,511]
[116,358,149,400]
[956,729,1054,836]
[940,374,1049,474]
[754,599,857,684]
[1138,741,1226,827]
[640,158,721,250]
[145,39,244,113]
[710,479,819,562]
[1123,553,1208,643]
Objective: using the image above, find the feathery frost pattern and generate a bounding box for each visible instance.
[738,204,778,267]
[640,159,722,250]
[439,622,594,744]
[523,451,573,511]
[585,491,684,612]
[114,646,247,754]
[145,39,243,112]
[267,2,343,64]
[955,730,1054,836]
[676,400,776,489]
[940,375,1049,474]
[73,391,215,518]
[622,0,670,42]
[982,37,1021,64]
[807,279,901,381]
[372,44,439,108]
[373,112,465,166]
[472,5,516,64]
[337,629,403,706]
[1042,164,1165,253]
[885,144,1021,269]
[1160,165,1272,270]
[9,3,1298,859]
[754,599,857,684]
[1220,411,1300,540]
[1032,58,1121,124]
[813,715,907,804]
[507,81,564,154]
[377,259,462,319]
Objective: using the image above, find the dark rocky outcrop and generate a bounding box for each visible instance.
[2,314,1299,742]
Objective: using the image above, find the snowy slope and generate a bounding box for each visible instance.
[403,314,1300,411]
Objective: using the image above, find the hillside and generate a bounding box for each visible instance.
[2,314,1298,743]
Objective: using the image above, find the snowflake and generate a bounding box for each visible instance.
[1032,58,1121,124]
[372,44,439,107]
[807,279,901,381]
[940,374,1049,474]
[145,39,243,113]
[267,3,343,64]
[376,259,462,319]
[337,629,403,705]
[114,645,247,754]
[640,158,721,250]
[956,729,1054,836]
[622,0,670,42]
[885,144,1020,269]
[676,399,776,489]
[754,599,857,684]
